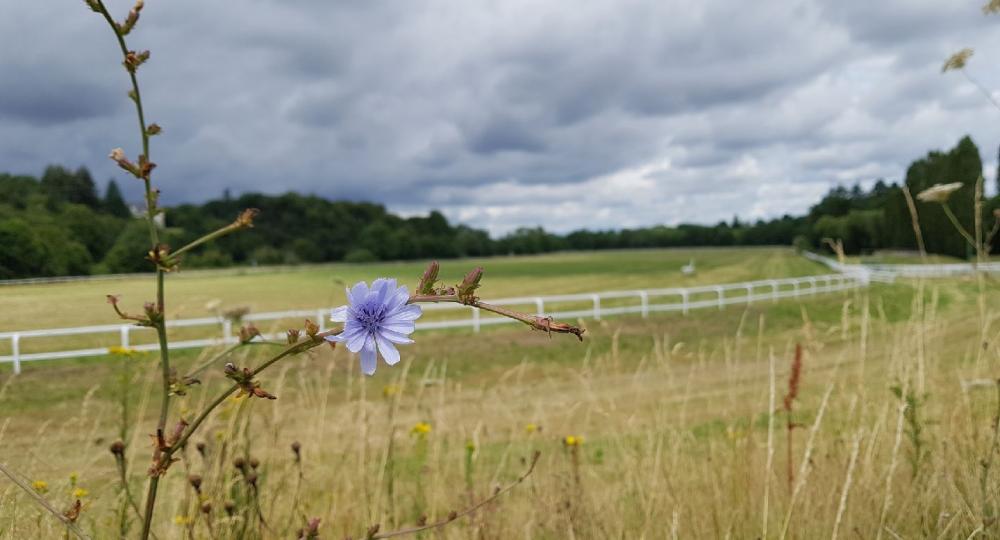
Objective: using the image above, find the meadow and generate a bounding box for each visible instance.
[1,246,999,538]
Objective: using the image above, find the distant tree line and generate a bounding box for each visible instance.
[1,136,998,279]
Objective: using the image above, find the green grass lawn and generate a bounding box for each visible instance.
[0,247,821,333]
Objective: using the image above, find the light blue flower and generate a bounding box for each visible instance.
[325,278,422,375]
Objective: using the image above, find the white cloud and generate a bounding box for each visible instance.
[1,0,999,234]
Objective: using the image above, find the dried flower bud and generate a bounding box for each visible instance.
[196,442,207,457]
[234,208,260,228]
[109,440,126,456]
[416,515,427,526]
[456,267,484,303]
[287,329,301,344]
[246,472,258,487]
[82,0,101,13]
[200,502,212,515]
[137,154,156,179]
[119,0,144,35]
[249,457,260,470]
[233,457,247,471]
[188,475,202,491]
[224,500,235,516]
[366,524,381,538]
[109,148,140,177]
[417,261,440,295]
[447,510,458,521]
[123,50,150,72]
[299,517,321,539]
[304,319,319,337]
[146,123,162,136]
[942,48,974,72]
[167,419,188,446]
[63,500,82,523]
[239,324,261,344]
[291,441,302,462]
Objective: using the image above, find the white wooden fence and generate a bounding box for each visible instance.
[0,273,862,374]
[802,251,1000,281]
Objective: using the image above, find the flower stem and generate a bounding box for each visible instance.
[92,3,170,538]
[0,462,91,540]
[165,333,332,462]
[408,294,584,340]
[942,203,978,252]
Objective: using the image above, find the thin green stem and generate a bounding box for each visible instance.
[166,334,330,459]
[185,341,284,380]
[407,294,584,339]
[942,203,978,251]
[963,70,1000,112]
[168,222,244,262]
[0,462,91,540]
[92,3,169,539]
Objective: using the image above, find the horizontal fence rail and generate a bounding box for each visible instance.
[802,251,1000,281]
[0,273,861,374]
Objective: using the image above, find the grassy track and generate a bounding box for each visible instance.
[2,247,998,538]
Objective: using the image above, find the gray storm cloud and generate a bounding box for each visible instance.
[1,0,998,234]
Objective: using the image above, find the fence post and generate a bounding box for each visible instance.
[745,284,753,305]
[534,298,545,316]
[120,325,130,348]
[792,280,799,296]
[681,290,689,315]
[11,334,20,375]
[769,280,779,304]
[316,309,326,332]
[472,307,481,333]
[591,294,601,320]
[222,319,232,344]
[638,291,649,318]
[808,277,817,295]
[716,286,724,310]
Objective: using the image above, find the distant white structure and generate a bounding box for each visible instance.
[681,259,696,276]
[129,204,165,227]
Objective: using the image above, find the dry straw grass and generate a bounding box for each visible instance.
[1,276,999,538]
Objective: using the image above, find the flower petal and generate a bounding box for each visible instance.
[360,336,377,375]
[330,305,349,323]
[370,278,393,304]
[381,329,415,344]
[392,304,423,321]
[348,282,369,305]
[376,333,400,365]
[381,321,415,335]
[346,329,367,353]
[385,285,410,311]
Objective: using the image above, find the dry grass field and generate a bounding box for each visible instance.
[1,248,999,539]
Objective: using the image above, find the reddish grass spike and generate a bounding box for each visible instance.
[783,343,803,412]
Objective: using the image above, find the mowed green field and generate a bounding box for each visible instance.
[2,247,999,538]
[0,247,821,333]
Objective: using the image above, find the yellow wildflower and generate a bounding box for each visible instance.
[72,488,89,499]
[563,435,583,447]
[31,480,48,494]
[108,346,136,357]
[382,384,400,398]
[173,515,193,526]
[525,423,539,434]
[411,421,431,436]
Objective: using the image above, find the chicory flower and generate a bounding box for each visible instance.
[326,279,421,375]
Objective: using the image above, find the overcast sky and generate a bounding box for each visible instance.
[2,1,999,235]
